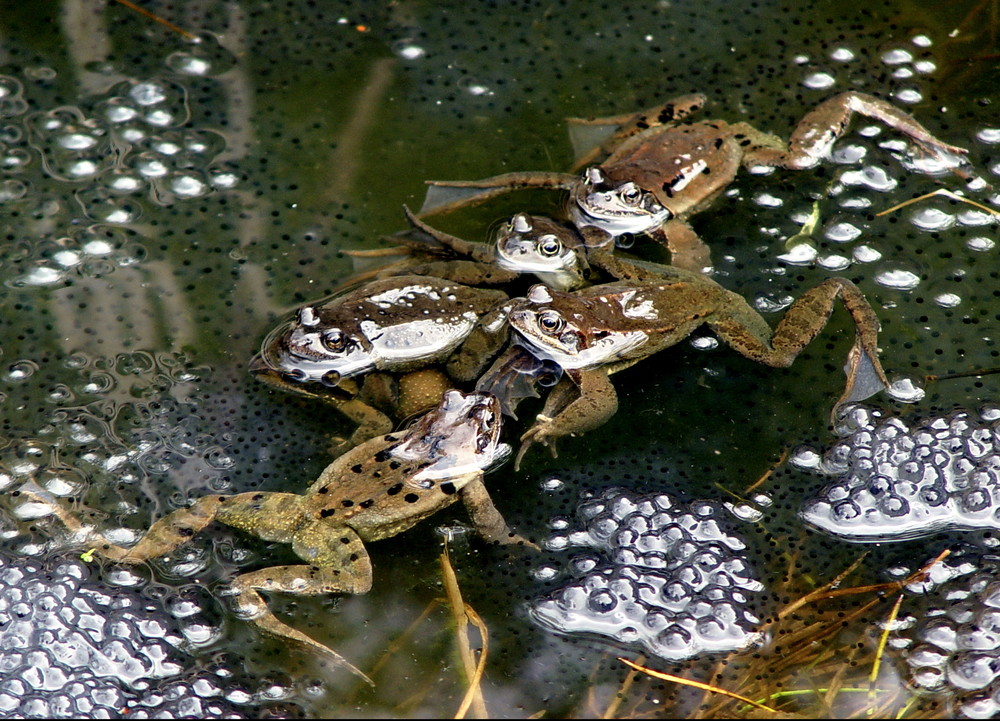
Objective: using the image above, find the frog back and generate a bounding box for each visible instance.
[575,277,732,351]
[603,120,742,216]
[323,276,508,372]
[303,433,472,543]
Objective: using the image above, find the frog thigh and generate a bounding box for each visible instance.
[392,259,520,286]
[459,477,533,546]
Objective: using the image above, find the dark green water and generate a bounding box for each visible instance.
[0,0,997,716]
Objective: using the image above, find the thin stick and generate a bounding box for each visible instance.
[440,544,488,719]
[875,188,999,219]
[743,447,789,494]
[868,593,905,713]
[111,0,197,40]
[617,658,779,714]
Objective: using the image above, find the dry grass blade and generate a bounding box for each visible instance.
[868,593,905,710]
[617,657,779,714]
[440,544,489,719]
[875,188,999,219]
[111,0,197,39]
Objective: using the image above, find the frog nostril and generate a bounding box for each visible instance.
[321,370,342,387]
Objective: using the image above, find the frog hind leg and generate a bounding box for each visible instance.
[225,516,375,684]
[567,94,708,170]
[741,92,970,173]
[420,172,578,217]
[708,278,889,419]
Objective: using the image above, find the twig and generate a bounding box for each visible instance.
[617,658,778,714]
[111,0,197,40]
[875,188,999,219]
[601,654,645,719]
[440,544,489,719]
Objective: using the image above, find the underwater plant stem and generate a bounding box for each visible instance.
[440,544,489,719]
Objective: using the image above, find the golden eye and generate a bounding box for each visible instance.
[537,236,562,257]
[321,329,347,353]
[537,310,564,334]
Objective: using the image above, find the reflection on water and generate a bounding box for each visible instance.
[0,0,997,717]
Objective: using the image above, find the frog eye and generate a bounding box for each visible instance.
[321,329,349,353]
[620,184,642,204]
[537,310,565,335]
[537,235,562,257]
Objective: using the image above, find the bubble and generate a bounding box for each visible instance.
[874,267,920,291]
[169,173,208,198]
[882,48,914,64]
[392,41,427,60]
[824,221,863,242]
[802,71,836,90]
[830,47,855,62]
[933,293,961,308]
[852,245,882,263]
[817,254,851,271]
[910,207,955,231]
[967,236,996,252]
[776,243,817,265]
[129,82,167,106]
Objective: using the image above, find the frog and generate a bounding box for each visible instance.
[362,206,680,293]
[249,275,513,449]
[31,390,528,684]
[506,268,889,466]
[420,92,971,273]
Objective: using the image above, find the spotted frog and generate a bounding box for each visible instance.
[34,390,527,684]
[421,92,970,272]
[507,269,889,464]
[250,275,512,448]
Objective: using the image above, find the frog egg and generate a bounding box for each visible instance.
[910,206,956,231]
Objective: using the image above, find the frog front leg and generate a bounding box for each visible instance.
[447,300,514,383]
[707,277,889,417]
[648,219,713,274]
[517,368,619,466]
[741,92,969,172]
[459,477,536,547]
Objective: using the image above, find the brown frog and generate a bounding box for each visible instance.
[33,390,527,684]
[366,206,680,293]
[250,275,512,449]
[506,269,889,465]
[421,92,970,273]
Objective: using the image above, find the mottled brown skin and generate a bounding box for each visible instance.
[250,275,512,451]
[423,92,970,273]
[508,268,889,465]
[36,391,526,684]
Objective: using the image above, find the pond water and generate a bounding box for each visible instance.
[0,0,997,717]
